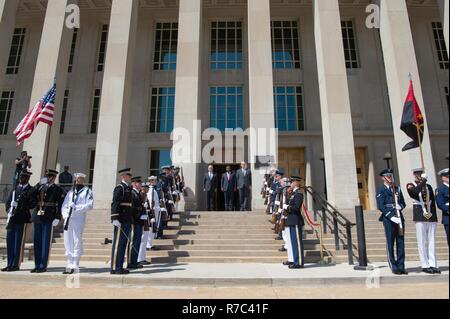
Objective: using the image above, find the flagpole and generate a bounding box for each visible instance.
[44,77,56,171]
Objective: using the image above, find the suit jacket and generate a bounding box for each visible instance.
[221,172,236,192]
[236,169,252,190]
[203,173,218,192]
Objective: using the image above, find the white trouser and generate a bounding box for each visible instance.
[415,222,437,269]
[282,226,288,249]
[284,227,294,263]
[138,231,149,263]
[147,229,155,249]
[64,217,86,269]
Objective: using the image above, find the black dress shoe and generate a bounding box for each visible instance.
[8,267,19,272]
[63,269,75,275]
[401,270,408,275]
[139,261,151,266]
[289,264,304,269]
[422,268,434,274]
[275,237,283,241]
[128,264,143,270]
[36,268,47,273]
[431,268,441,274]
[278,247,287,252]
[1,267,9,272]
[120,269,130,275]
[283,261,294,266]
[30,268,38,273]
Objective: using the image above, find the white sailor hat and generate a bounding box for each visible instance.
[74,173,87,179]
[412,168,425,174]
[438,168,449,177]
[148,176,158,181]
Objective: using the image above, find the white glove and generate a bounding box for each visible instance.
[421,173,428,180]
[269,190,274,194]
[11,201,18,208]
[274,201,281,206]
[113,220,121,228]
[396,204,403,211]
[278,208,283,214]
[52,219,60,227]
[283,204,289,210]
[264,182,268,186]
[168,200,174,205]
[68,202,75,209]
[150,218,156,224]
[7,212,12,219]
[140,215,147,221]
[390,217,402,225]
[160,208,167,213]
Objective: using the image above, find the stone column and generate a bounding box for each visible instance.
[22,0,77,183]
[172,0,203,211]
[247,0,277,211]
[0,0,19,75]
[313,0,360,210]
[439,0,449,54]
[378,0,437,194]
[92,0,138,209]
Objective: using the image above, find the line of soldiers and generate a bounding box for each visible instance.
[110,166,184,275]
[377,167,449,275]
[262,168,305,269]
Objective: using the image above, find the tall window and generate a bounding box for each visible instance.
[149,87,175,133]
[210,86,244,131]
[0,91,14,135]
[211,21,243,70]
[273,86,304,132]
[149,149,172,177]
[97,25,109,72]
[68,29,79,73]
[88,149,96,185]
[90,89,101,134]
[6,28,26,75]
[60,90,70,134]
[153,22,178,70]
[271,21,301,69]
[341,20,359,69]
[432,22,449,70]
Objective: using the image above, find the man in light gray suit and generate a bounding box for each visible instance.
[236,162,252,211]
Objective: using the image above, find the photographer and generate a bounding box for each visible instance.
[13,151,32,186]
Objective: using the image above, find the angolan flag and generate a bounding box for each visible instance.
[14,83,56,146]
[400,80,424,152]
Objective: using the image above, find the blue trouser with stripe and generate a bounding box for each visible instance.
[111,223,131,272]
[127,224,143,268]
[7,224,27,269]
[383,218,405,273]
[33,223,53,270]
[289,225,305,267]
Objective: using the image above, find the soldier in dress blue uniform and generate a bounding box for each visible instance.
[272,171,284,241]
[376,169,408,275]
[30,169,65,273]
[160,166,175,221]
[2,171,34,272]
[436,168,449,247]
[127,177,146,270]
[284,176,305,269]
[110,168,134,275]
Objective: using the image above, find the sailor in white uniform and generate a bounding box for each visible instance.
[61,173,94,274]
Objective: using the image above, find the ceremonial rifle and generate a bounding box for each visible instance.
[391,174,404,237]
[64,180,77,231]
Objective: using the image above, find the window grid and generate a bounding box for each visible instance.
[153,22,178,71]
[90,89,101,134]
[68,29,79,73]
[432,22,449,70]
[341,20,359,69]
[0,91,14,135]
[6,28,26,75]
[149,149,172,177]
[210,86,244,131]
[211,21,243,70]
[273,86,304,132]
[271,21,301,69]
[97,25,109,72]
[88,149,96,185]
[60,90,70,134]
[149,87,175,133]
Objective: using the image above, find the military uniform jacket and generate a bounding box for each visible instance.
[376,185,406,222]
[271,181,280,203]
[31,183,65,224]
[6,184,34,225]
[111,182,133,224]
[436,184,449,225]
[407,180,438,223]
[285,188,305,227]
[131,189,146,226]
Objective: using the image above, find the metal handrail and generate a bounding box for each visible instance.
[303,186,356,265]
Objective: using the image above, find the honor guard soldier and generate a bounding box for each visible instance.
[61,173,94,274]
[138,183,152,266]
[173,166,184,212]
[272,171,284,241]
[436,169,449,247]
[127,177,146,270]
[283,176,305,269]
[30,169,65,273]
[2,170,34,272]
[376,169,408,275]
[146,176,162,250]
[407,168,440,274]
[110,168,133,275]
[161,166,175,220]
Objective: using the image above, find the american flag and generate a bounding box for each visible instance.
[14,83,56,146]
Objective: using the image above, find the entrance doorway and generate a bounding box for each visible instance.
[355,148,370,210]
[278,148,306,186]
[214,164,241,211]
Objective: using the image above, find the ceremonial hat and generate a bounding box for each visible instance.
[438,168,449,177]
[131,176,142,183]
[161,165,171,170]
[412,168,424,174]
[148,176,158,181]
[118,168,132,176]
[291,176,302,182]
[74,173,87,179]
[20,170,33,177]
[275,170,284,176]
[379,169,394,177]
[45,169,59,177]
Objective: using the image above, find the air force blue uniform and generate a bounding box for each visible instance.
[376,185,407,273]
[436,183,449,246]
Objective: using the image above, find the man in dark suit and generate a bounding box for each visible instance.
[236,162,252,211]
[203,165,218,211]
[221,166,236,211]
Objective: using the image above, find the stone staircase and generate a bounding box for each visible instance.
[49,210,333,264]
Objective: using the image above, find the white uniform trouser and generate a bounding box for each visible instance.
[415,222,437,269]
[283,227,294,263]
[138,231,149,263]
[64,217,86,269]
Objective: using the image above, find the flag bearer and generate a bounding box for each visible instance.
[2,171,34,272]
[61,173,94,274]
[436,169,449,247]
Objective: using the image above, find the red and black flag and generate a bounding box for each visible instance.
[400,80,424,152]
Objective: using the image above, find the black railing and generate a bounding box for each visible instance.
[303,186,356,265]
